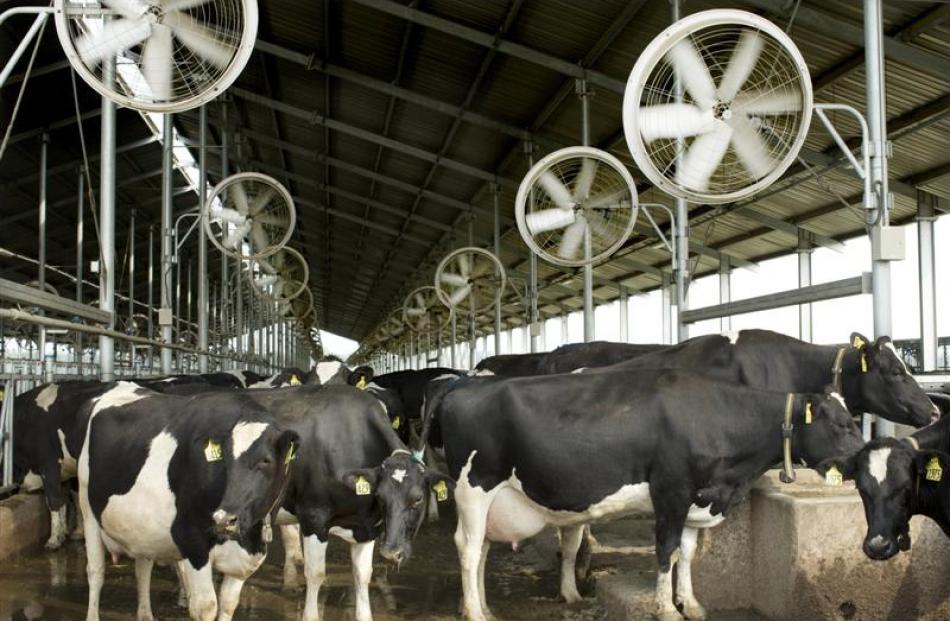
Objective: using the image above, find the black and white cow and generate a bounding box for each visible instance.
[363,381,408,443]
[433,370,864,621]
[473,352,547,376]
[818,438,950,560]
[247,367,308,389]
[371,367,464,441]
[537,340,666,374]
[140,371,262,390]
[305,356,374,387]
[78,382,299,621]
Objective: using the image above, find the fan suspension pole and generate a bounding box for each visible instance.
[220,101,231,368]
[865,0,893,437]
[160,114,174,375]
[524,141,540,352]
[148,225,154,371]
[797,231,813,342]
[198,106,209,373]
[235,256,243,361]
[37,132,48,380]
[661,272,672,345]
[187,261,193,371]
[468,219,477,369]
[99,58,116,382]
[670,0,689,345]
[577,80,595,344]
[450,312,457,368]
[492,185,503,356]
[175,243,182,372]
[129,208,136,367]
[75,168,84,371]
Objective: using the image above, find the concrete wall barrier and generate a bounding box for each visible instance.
[0,493,50,560]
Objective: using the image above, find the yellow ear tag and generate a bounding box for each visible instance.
[285,442,296,465]
[860,353,868,373]
[825,465,843,486]
[289,374,301,386]
[852,335,866,349]
[356,377,368,390]
[204,439,223,463]
[805,402,813,425]
[925,457,943,482]
[354,475,372,496]
[432,480,449,502]
[392,416,401,430]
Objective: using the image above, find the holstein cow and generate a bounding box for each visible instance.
[13,380,118,548]
[818,439,949,560]
[371,367,464,442]
[242,385,452,621]
[433,370,864,621]
[473,352,547,376]
[248,367,308,389]
[305,356,374,387]
[537,340,666,374]
[78,382,299,621]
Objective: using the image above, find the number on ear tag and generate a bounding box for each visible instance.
[805,402,813,425]
[204,439,223,463]
[432,480,449,502]
[355,475,372,496]
[925,457,943,482]
[825,465,843,486]
[392,416,401,430]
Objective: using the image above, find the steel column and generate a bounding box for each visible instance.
[578,79,594,343]
[672,0,689,345]
[147,225,154,370]
[662,272,672,345]
[619,286,629,342]
[98,60,116,381]
[160,114,174,374]
[493,185,502,356]
[525,142,539,352]
[38,133,48,378]
[198,106,209,372]
[719,256,731,333]
[917,191,937,371]
[797,231,813,342]
[220,101,230,367]
[75,168,84,369]
[866,0,893,437]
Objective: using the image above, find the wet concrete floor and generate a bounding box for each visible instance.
[0,510,761,620]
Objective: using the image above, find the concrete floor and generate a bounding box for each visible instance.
[0,508,765,620]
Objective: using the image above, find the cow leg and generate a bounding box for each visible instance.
[476,541,494,620]
[216,576,247,621]
[46,505,68,549]
[453,497,491,621]
[558,525,585,603]
[652,494,690,621]
[350,540,375,621]
[79,489,105,621]
[280,524,304,591]
[180,561,217,621]
[134,558,154,621]
[301,534,329,621]
[174,563,189,608]
[674,527,706,620]
[373,565,397,612]
[70,489,85,540]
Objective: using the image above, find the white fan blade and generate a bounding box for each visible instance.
[230,183,250,214]
[248,187,276,216]
[733,90,803,115]
[538,170,575,211]
[254,275,279,288]
[213,207,246,226]
[716,30,764,101]
[253,213,289,226]
[585,188,628,210]
[449,285,473,307]
[729,114,775,180]
[141,25,173,101]
[76,17,151,65]
[638,104,716,143]
[224,221,252,249]
[667,39,717,109]
[250,222,271,254]
[103,0,148,19]
[572,159,598,202]
[586,213,613,241]
[458,254,470,278]
[471,259,491,278]
[257,257,277,275]
[406,307,425,317]
[557,216,587,260]
[525,208,576,235]
[164,10,234,70]
[415,293,426,309]
[440,272,469,287]
[162,0,213,10]
[676,121,733,192]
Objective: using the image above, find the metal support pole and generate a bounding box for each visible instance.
[99,61,116,381]
[128,208,135,369]
[619,286,629,343]
[525,142,540,352]
[662,272,673,345]
[672,0,689,345]
[220,102,230,367]
[450,312,457,368]
[75,168,84,369]
[467,216,477,369]
[198,106,209,372]
[865,0,893,437]
[578,79,594,343]
[560,315,568,345]
[797,231,813,342]
[492,185,502,356]
[918,192,937,372]
[719,256,731,333]
[147,224,154,370]
[160,114,174,374]
[235,257,243,362]
[38,132,48,378]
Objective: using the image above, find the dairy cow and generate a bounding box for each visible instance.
[305,356,373,387]
[473,352,547,376]
[538,340,666,374]
[433,370,864,621]
[370,368,464,442]
[248,367,308,389]
[78,382,299,621]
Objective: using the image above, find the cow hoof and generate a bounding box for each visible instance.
[681,603,707,620]
[44,537,65,551]
[69,529,85,541]
[656,611,684,621]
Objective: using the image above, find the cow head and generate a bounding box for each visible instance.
[341,450,453,568]
[307,357,374,388]
[845,333,937,427]
[210,421,300,541]
[794,390,865,467]
[818,439,948,561]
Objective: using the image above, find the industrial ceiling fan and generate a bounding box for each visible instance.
[54,0,258,113]
[402,286,451,335]
[434,247,507,316]
[248,246,309,304]
[203,172,296,260]
[623,9,812,205]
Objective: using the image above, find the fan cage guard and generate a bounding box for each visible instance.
[434,247,507,316]
[247,246,309,303]
[516,146,639,268]
[54,0,258,113]
[202,172,296,260]
[402,286,452,335]
[623,9,812,205]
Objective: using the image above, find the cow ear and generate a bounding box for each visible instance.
[850,332,870,350]
[276,430,301,465]
[914,450,948,483]
[424,471,455,502]
[340,469,378,495]
[816,454,857,481]
[349,366,374,389]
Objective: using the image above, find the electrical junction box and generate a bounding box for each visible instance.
[158,308,173,326]
[871,226,905,261]
[90,260,99,274]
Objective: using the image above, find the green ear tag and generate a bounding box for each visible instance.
[355,475,372,496]
[432,480,449,502]
[925,457,943,482]
[392,416,401,430]
[825,465,843,486]
[204,439,223,463]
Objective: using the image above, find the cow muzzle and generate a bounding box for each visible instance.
[212,509,240,537]
[863,534,898,561]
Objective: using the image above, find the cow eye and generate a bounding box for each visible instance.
[256,458,273,470]
[411,496,424,508]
